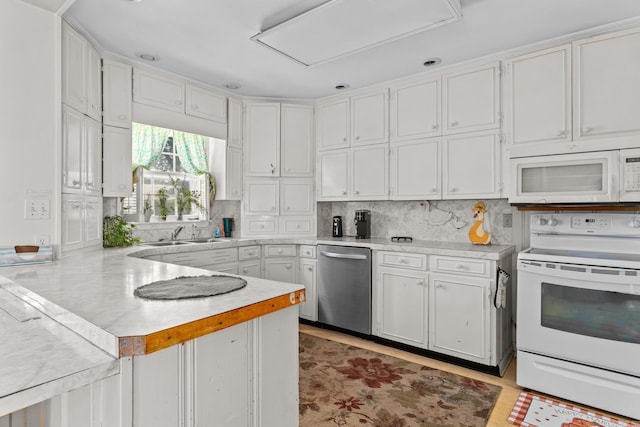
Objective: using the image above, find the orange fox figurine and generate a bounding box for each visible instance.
[468,201,491,245]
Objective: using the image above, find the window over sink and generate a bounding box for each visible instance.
[124,122,216,222]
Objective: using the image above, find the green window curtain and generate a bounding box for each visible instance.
[173,131,209,174]
[132,123,172,169]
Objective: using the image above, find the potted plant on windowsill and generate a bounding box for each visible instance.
[157,188,169,221]
[143,194,153,222]
[176,186,203,221]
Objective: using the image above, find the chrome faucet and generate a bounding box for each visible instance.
[171,225,185,240]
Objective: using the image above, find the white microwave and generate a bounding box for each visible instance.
[509,149,640,203]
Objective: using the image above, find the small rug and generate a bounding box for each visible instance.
[508,391,639,427]
[134,275,246,299]
[299,333,501,426]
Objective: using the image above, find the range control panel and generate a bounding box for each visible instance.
[531,213,640,236]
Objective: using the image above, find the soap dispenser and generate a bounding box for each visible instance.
[214,224,221,238]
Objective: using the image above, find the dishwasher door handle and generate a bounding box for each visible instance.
[320,251,368,260]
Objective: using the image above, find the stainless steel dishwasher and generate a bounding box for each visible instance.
[317,245,372,335]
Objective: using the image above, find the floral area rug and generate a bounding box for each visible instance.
[299,333,502,426]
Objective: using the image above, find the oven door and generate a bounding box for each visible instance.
[518,259,640,376]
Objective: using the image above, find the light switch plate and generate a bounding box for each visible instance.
[25,199,50,219]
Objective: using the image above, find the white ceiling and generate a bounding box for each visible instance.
[62,0,640,100]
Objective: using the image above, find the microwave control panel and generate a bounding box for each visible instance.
[624,156,640,192]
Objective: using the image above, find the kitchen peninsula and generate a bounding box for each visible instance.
[0,246,304,426]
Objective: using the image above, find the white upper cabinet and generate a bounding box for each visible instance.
[390,78,441,141]
[227,98,243,148]
[573,28,640,141]
[245,102,313,177]
[102,60,132,129]
[390,138,441,200]
[102,126,133,198]
[351,89,389,146]
[316,99,350,151]
[244,102,281,176]
[351,144,389,200]
[443,131,501,199]
[185,84,227,122]
[62,22,101,120]
[62,105,101,196]
[317,88,388,150]
[317,149,349,200]
[245,179,279,215]
[133,69,185,113]
[443,62,501,135]
[84,118,102,196]
[280,179,314,215]
[504,44,572,150]
[281,104,314,177]
[226,146,242,200]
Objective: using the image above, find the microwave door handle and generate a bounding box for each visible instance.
[320,251,368,260]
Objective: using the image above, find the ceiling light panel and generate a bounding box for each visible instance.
[252,0,462,66]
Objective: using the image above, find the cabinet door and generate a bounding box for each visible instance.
[103,126,133,198]
[226,146,242,200]
[84,195,103,248]
[298,259,317,321]
[185,84,227,122]
[84,117,102,196]
[244,103,280,176]
[264,258,297,284]
[505,44,572,149]
[62,22,87,113]
[573,28,640,140]
[62,194,84,252]
[443,62,500,134]
[103,61,132,129]
[351,145,389,200]
[86,46,102,121]
[390,78,441,141]
[316,99,349,151]
[443,131,501,199]
[317,149,349,200]
[62,106,84,193]
[429,273,490,363]
[238,260,262,278]
[377,268,428,348]
[133,69,185,113]
[390,138,440,200]
[245,179,279,215]
[279,216,314,236]
[281,104,314,176]
[351,89,389,146]
[280,179,313,215]
[227,98,243,148]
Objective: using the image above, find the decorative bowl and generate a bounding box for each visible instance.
[14,245,39,261]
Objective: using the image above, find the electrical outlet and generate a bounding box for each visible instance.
[35,234,50,247]
[502,213,513,228]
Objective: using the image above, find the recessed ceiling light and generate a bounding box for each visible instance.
[224,83,241,90]
[137,53,159,62]
[335,84,350,90]
[423,57,442,67]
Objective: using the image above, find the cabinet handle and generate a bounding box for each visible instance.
[307,266,313,272]
[118,114,126,120]
[556,130,566,137]
[568,143,577,150]
[455,264,467,270]
[285,264,292,269]
[260,224,265,229]
[355,190,360,195]
[342,137,347,142]
[72,180,80,186]
[87,181,93,187]
[449,187,458,192]
[270,163,276,174]
[271,206,276,211]
[449,121,459,127]
[431,187,437,193]
[286,206,290,211]
[296,224,301,229]
[277,249,283,254]
[355,136,360,140]
[417,280,424,286]
[399,258,407,263]
[286,167,291,172]
[342,191,347,195]
[248,251,254,256]
[243,268,248,273]
[431,124,439,130]
[175,100,182,105]
[581,127,593,134]
[192,104,199,110]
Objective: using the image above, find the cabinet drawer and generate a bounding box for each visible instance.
[239,245,261,261]
[378,251,427,270]
[208,248,238,265]
[430,255,490,277]
[279,217,314,235]
[264,245,297,257]
[246,218,277,235]
[201,262,238,275]
[299,245,316,259]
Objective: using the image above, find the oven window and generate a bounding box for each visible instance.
[541,283,640,344]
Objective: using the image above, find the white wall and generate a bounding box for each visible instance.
[0,1,58,246]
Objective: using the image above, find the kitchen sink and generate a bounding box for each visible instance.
[143,241,191,247]
[184,238,233,243]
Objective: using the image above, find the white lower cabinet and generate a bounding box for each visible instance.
[62,194,102,251]
[376,267,428,348]
[429,273,490,363]
[263,258,297,284]
[298,255,317,321]
[238,259,262,277]
[15,307,300,427]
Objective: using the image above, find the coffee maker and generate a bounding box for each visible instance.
[332,216,343,237]
[354,210,370,239]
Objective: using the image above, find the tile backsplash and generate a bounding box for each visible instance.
[318,199,514,245]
